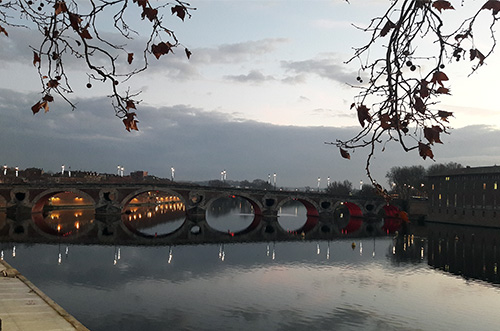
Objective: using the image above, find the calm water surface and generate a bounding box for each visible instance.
[1,201,500,331]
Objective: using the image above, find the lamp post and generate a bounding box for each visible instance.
[120,167,124,177]
[3,164,6,176]
[327,176,331,187]
[171,167,175,181]
[61,165,65,175]
[273,173,277,189]
[117,165,121,176]
[15,166,19,177]
[317,177,321,192]
[360,180,363,190]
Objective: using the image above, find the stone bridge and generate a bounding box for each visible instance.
[0,183,405,245]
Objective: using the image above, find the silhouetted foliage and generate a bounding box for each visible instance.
[354,184,378,198]
[0,0,194,131]
[328,0,500,194]
[325,180,353,196]
[386,165,426,200]
[426,162,463,175]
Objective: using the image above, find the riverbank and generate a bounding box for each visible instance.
[0,259,89,331]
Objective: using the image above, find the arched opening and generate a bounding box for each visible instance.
[32,191,95,237]
[206,195,260,235]
[277,198,319,233]
[122,190,186,237]
[334,202,363,234]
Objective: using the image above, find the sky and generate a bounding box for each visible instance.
[1,0,500,189]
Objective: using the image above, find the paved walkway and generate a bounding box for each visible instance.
[0,260,89,331]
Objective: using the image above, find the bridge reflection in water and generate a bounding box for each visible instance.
[0,191,405,246]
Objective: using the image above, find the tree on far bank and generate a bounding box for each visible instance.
[386,165,426,200]
[426,162,463,175]
[325,180,353,196]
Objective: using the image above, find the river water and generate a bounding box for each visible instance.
[1,198,500,331]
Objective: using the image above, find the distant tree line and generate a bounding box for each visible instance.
[324,162,463,200]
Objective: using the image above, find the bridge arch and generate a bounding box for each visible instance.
[205,192,263,216]
[119,187,187,210]
[204,192,263,236]
[31,188,97,213]
[276,197,320,217]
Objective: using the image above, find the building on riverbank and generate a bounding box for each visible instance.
[427,165,500,227]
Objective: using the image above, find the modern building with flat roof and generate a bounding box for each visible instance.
[427,165,500,228]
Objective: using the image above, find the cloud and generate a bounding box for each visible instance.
[1,87,500,189]
[224,70,276,84]
[191,38,289,65]
[281,55,357,84]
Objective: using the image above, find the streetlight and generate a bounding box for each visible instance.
[273,173,277,189]
[15,166,19,177]
[117,165,121,176]
[221,169,227,182]
[317,177,321,191]
[327,176,331,187]
[3,164,6,176]
[120,166,124,177]
[360,180,363,190]
[171,167,175,181]
[61,165,65,175]
[268,174,271,184]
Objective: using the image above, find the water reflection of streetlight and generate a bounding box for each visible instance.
[168,246,173,264]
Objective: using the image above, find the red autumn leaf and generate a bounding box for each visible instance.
[430,71,449,87]
[31,101,49,115]
[432,0,454,12]
[33,52,41,66]
[380,114,392,129]
[470,49,485,65]
[438,110,453,122]
[54,1,67,15]
[419,79,430,98]
[151,42,173,59]
[42,94,54,102]
[436,86,450,94]
[31,101,42,114]
[414,96,426,114]
[482,0,500,14]
[424,126,443,145]
[418,142,434,160]
[126,100,136,110]
[79,28,92,39]
[171,5,187,21]
[340,148,350,160]
[123,113,139,132]
[185,48,192,59]
[142,7,158,22]
[356,104,371,127]
[0,25,8,37]
[380,20,395,37]
[133,0,147,9]
[127,53,134,64]
[68,12,82,31]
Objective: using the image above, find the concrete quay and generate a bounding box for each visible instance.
[0,260,89,331]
